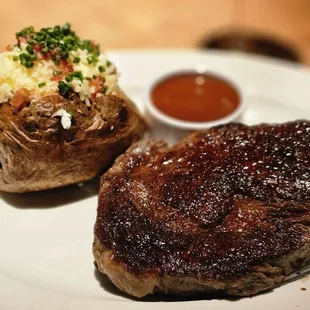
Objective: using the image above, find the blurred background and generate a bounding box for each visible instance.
[1,0,310,64]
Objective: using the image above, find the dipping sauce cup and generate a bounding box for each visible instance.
[145,70,246,130]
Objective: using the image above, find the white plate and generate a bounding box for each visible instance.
[1,49,310,310]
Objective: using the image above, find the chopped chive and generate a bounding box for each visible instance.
[102,86,108,94]
[19,53,34,68]
[26,45,34,54]
[12,55,19,61]
[30,54,37,60]
[27,39,38,45]
[106,60,111,67]
[58,80,73,98]
[53,70,62,76]
[38,82,46,88]
[15,23,103,73]
[62,22,71,34]
[65,75,73,82]
[66,71,84,81]
[60,50,69,59]
[42,46,49,53]
[92,75,97,79]
[16,26,35,38]
[51,54,59,64]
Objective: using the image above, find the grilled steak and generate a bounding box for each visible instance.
[93,121,310,298]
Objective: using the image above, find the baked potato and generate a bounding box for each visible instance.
[0,23,146,193]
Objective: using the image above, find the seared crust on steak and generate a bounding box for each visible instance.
[93,121,310,298]
[0,89,146,193]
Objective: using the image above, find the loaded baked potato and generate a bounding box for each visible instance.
[0,23,146,193]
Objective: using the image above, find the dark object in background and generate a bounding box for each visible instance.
[202,30,301,63]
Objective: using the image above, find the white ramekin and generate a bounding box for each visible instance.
[145,70,246,130]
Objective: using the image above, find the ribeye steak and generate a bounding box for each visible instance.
[93,121,310,298]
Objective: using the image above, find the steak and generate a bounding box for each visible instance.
[93,121,310,298]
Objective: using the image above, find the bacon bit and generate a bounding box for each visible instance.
[6,45,13,51]
[89,76,104,89]
[18,36,28,45]
[37,52,45,60]
[59,59,74,74]
[37,51,52,61]
[90,40,98,50]
[34,44,52,61]
[51,74,63,82]
[49,59,74,83]
[33,44,43,53]
[89,76,104,96]
[10,88,31,113]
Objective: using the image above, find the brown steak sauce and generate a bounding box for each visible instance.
[151,73,240,122]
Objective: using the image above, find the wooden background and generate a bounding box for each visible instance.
[2,0,310,64]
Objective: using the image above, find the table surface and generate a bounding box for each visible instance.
[1,0,310,65]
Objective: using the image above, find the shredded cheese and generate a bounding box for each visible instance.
[0,48,118,104]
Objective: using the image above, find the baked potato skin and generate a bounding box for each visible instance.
[0,91,146,193]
